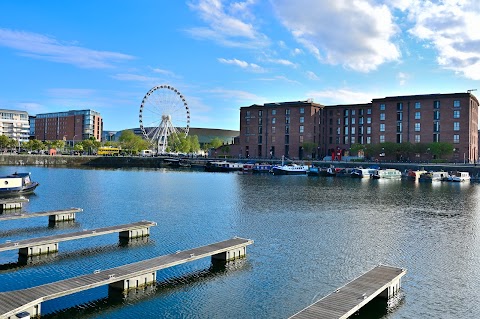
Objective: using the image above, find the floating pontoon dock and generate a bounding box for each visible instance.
[0,237,253,319]
[0,221,156,256]
[0,198,29,212]
[289,265,406,319]
[0,208,83,223]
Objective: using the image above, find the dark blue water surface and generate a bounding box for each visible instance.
[0,166,479,318]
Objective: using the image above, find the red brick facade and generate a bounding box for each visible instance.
[239,93,479,162]
[240,101,323,159]
[34,110,103,143]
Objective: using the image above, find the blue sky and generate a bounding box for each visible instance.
[1,0,479,131]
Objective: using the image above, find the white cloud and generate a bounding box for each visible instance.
[0,28,134,68]
[15,102,47,114]
[306,89,373,104]
[186,0,269,48]
[206,87,266,102]
[265,58,296,67]
[397,72,409,85]
[399,0,480,80]
[305,71,319,80]
[47,88,96,98]
[218,58,266,72]
[292,48,303,56]
[256,75,300,84]
[271,0,401,72]
[111,73,159,83]
[151,67,178,78]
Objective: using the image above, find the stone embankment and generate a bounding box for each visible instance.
[0,154,189,168]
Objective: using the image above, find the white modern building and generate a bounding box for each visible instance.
[0,109,30,143]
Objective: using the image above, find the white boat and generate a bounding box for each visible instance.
[351,168,375,178]
[418,171,449,182]
[447,171,471,182]
[371,169,402,179]
[270,156,308,175]
[270,163,309,175]
[0,172,39,196]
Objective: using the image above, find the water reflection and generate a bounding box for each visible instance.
[1,166,480,318]
[41,259,251,319]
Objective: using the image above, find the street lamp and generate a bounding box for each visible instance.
[73,135,77,152]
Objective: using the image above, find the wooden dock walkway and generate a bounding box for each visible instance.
[289,265,406,319]
[0,221,156,256]
[0,208,82,222]
[0,237,253,318]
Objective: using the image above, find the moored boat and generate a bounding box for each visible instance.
[406,169,427,181]
[0,172,39,196]
[242,163,255,172]
[418,171,449,182]
[205,161,244,172]
[371,168,402,179]
[252,163,273,173]
[307,166,321,176]
[164,158,191,167]
[270,163,309,175]
[307,166,328,176]
[351,167,375,178]
[445,171,471,182]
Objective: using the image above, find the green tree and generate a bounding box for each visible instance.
[301,142,317,158]
[428,142,454,159]
[167,133,191,153]
[44,140,55,150]
[187,135,201,153]
[119,130,149,154]
[81,137,101,155]
[23,139,45,152]
[73,143,84,153]
[45,140,66,151]
[220,145,230,156]
[8,138,18,151]
[349,143,365,156]
[413,143,428,155]
[209,137,224,149]
[396,142,414,160]
[364,144,382,158]
[0,135,11,150]
[104,141,119,147]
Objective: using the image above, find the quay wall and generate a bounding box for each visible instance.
[0,154,185,169]
[1,154,480,176]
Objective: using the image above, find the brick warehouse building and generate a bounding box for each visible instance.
[240,100,324,159]
[239,92,479,163]
[34,109,103,145]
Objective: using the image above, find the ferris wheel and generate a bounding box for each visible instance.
[139,85,190,154]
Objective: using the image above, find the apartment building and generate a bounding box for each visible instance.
[34,109,103,144]
[0,109,30,143]
[240,100,324,159]
[239,92,479,162]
